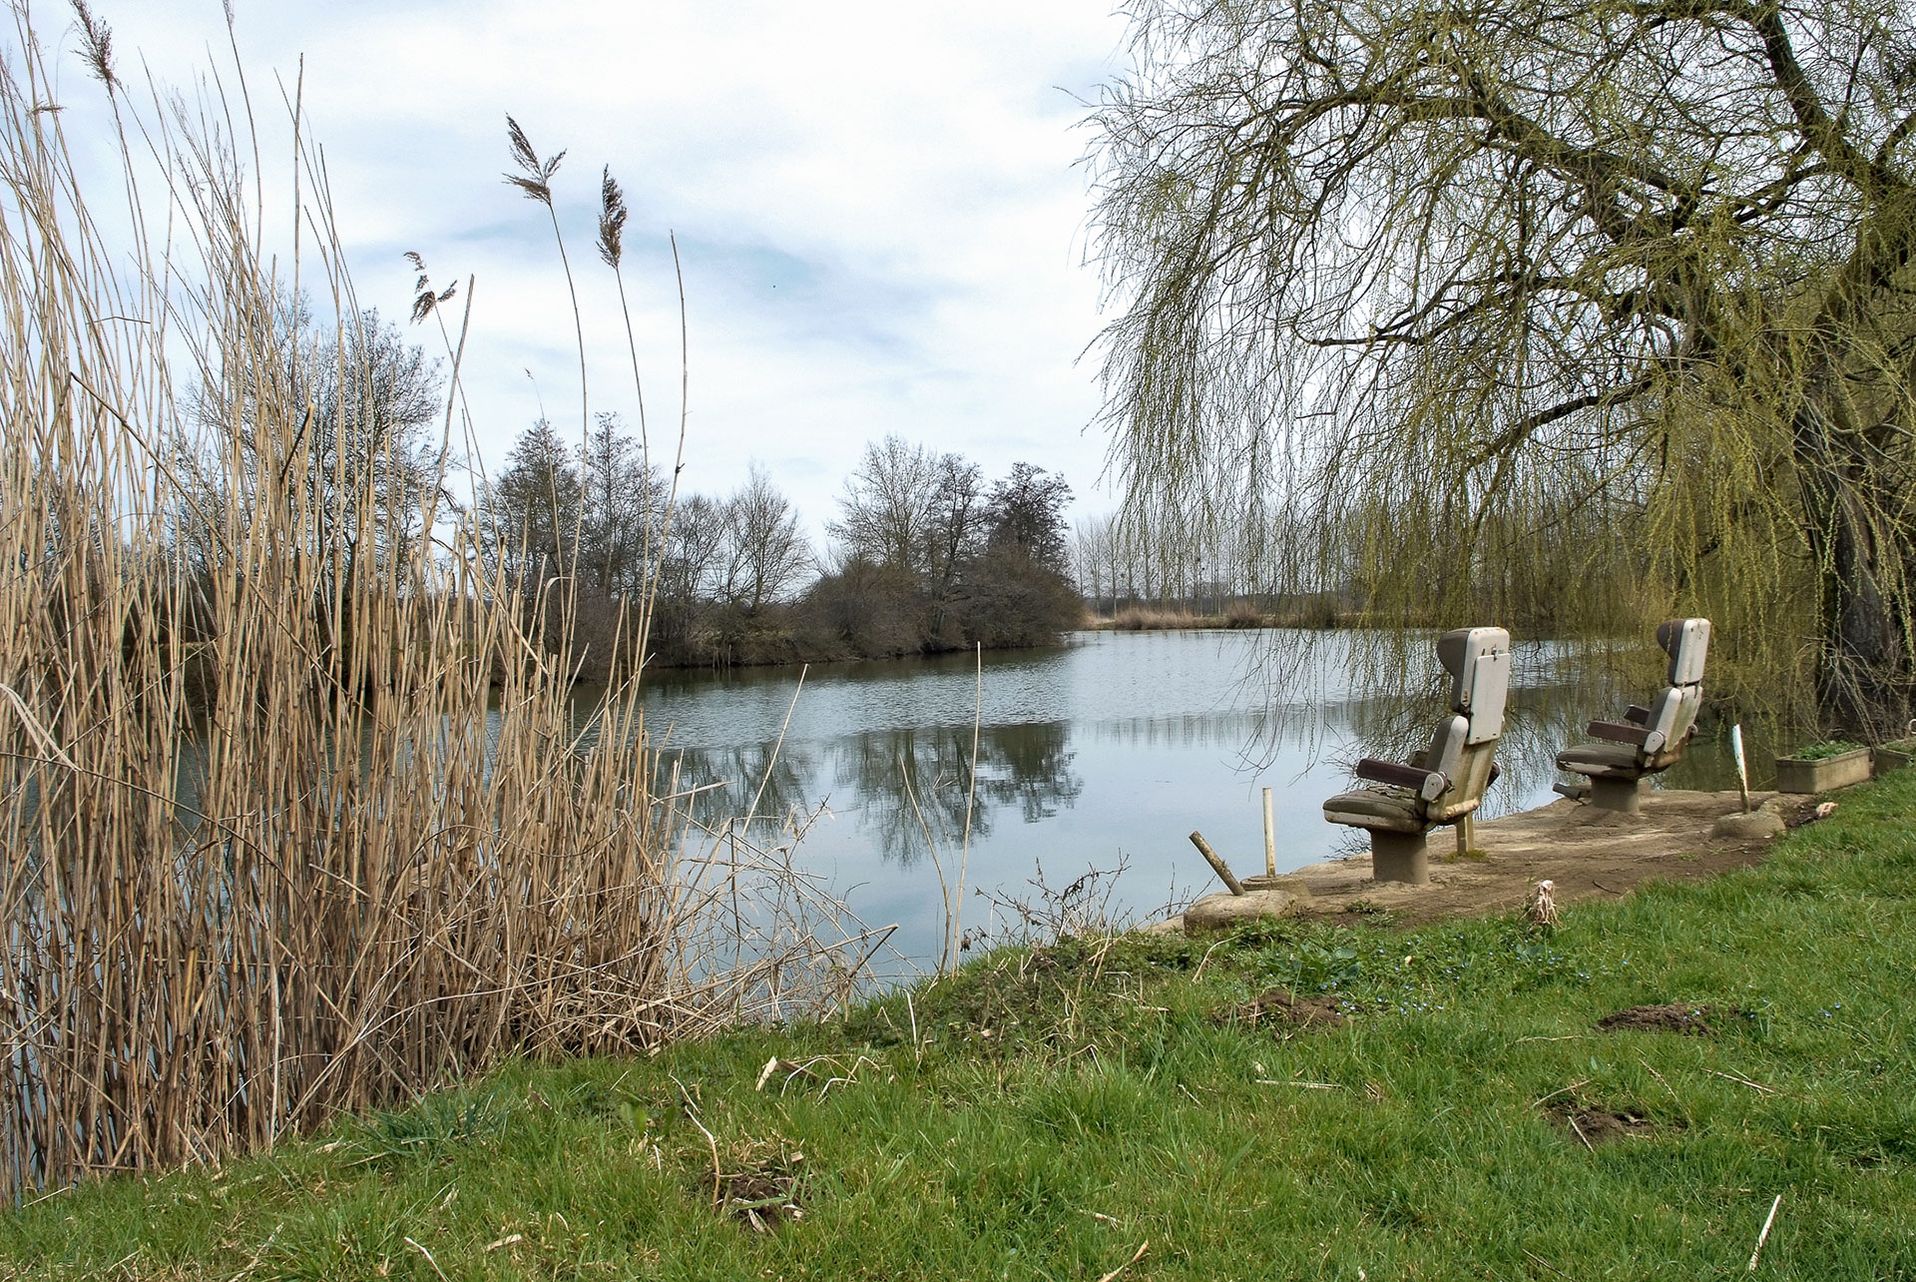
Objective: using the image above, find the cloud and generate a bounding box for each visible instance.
[43,0,1132,541]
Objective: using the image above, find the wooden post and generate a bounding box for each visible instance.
[1455,813,1473,857]
[1188,831,1246,895]
[1261,787,1277,877]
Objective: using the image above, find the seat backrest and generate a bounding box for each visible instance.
[1642,618,1709,768]
[1426,627,1513,819]
[1428,737,1501,822]
[1657,617,1710,687]
[1436,626,1513,745]
[1642,684,1703,768]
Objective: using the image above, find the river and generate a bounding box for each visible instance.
[624,628,1748,973]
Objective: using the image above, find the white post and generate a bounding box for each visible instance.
[1731,723,1751,813]
[1262,786,1277,877]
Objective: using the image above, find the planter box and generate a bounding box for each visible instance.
[1874,740,1916,774]
[1775,747,1873,794]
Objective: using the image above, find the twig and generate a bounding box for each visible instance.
[1531,1079,1591,1108]
[953,642,982,974]
[403,1237,451,1282]
[1190,937,1230,984]
[1523,1248,1576,1281]
[1747,1193,1782,1271]
[1567,1114,1595,1152]
[673,1077,722,1210]
[1095,1240,1150,1282]
[1707,1068,1780,1095]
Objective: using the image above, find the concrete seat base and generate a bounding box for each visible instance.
[1588,775,1645,814]
[1370,829,1430,885]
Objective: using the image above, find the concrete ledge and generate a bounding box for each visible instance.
[1177,789,1784,931]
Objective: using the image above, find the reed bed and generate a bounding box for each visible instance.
[0,12,871,1196]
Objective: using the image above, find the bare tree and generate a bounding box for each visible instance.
[578,411,662,595]
[1091,0,1916,731]
[720,464,813,613]
[481,418,581,584]
[827,434,941,576]
[186,302,447,574]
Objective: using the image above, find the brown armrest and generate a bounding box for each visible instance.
[1355,758,1447,801]
[1587,719,1651,746]
[1624,704,1652,725]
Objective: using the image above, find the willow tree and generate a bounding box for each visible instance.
[1090,0,1916,733]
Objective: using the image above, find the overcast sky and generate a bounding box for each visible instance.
[45,1,1134,545]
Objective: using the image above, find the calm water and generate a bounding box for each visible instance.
[627,629,1746,973]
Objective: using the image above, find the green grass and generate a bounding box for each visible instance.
[1781,740,1870,760]
[7,775,1916,1280]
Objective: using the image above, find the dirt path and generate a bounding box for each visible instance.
[1176,789,1800,931]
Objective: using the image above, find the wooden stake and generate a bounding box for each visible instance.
[1261,787,1277,877]
[1189,831,1247,895]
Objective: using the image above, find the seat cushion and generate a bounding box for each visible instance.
[1556,742,1643,778]
[1324,786,1426,834]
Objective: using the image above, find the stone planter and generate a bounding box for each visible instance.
[1873,739,1916,774]
[1774,747,1873,794]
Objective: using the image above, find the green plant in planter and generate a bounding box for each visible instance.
[1874,722,1916,772]
[1776,739,1874,794]
[1788,740,1867,760]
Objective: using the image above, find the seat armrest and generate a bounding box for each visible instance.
[1355,758,1447,801]
[1587,719,1651,746]
[1624,704,1652,725]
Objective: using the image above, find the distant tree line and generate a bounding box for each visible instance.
[167,298,1081,677]
[481,422,1081,673]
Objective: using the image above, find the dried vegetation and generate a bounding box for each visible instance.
[0,10,872,1195]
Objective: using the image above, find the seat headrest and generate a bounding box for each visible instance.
[1436,626,1510,707]
[1436,626,1512,742]
[1656,617,1710,686]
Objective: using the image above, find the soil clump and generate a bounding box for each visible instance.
[1216,987,1346,1031]
[1596,1003,1721,1035]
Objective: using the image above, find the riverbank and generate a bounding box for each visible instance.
[5,773,1911,1277]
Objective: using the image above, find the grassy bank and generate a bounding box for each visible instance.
[6,774,1914,1278]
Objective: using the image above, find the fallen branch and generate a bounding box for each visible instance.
[1096,1240,1150,1282]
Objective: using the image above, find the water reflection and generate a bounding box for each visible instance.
[663,720,1086,869]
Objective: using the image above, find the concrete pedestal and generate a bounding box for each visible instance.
[1370,830,1430,885]
[1588,776,1644,814]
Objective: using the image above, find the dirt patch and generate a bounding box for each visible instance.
[1596,1003,1721,1035]
[711,1148,805,1231]
[1545,1100,1668,1147]
[1216,987,1347,1031]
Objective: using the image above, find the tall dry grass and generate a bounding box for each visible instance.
[0,11,872,1195]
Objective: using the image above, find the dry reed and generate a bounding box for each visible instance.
[0,12,870,1196]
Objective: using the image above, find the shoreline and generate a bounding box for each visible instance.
[1160,787,1791,933]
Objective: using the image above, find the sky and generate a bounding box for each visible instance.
[40,0,1136,547]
